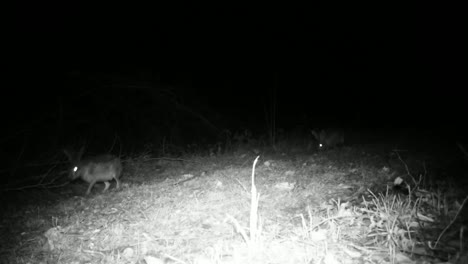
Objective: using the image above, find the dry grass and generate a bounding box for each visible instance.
[1,145,467,263]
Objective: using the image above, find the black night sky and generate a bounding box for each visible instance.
[5,3,465,170]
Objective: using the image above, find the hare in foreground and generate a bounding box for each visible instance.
[64,147,122,195]
[311,129,344,150]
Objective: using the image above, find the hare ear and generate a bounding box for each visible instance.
[77,146,85,160]
[311,130,319,140]
[63,149,73,161]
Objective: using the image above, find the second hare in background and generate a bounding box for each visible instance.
[311,129,344,150]
[64,147,122,195]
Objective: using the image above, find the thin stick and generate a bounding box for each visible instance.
[250,156,260,245]
[394,150,418,186]
[433,195,468,249]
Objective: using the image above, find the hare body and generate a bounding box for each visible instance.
[64,148,122,195]
[311,129,344,150]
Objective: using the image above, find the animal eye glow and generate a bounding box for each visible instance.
[73,166,78,172]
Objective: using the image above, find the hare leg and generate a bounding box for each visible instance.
[86,180,97,195]
[103,181,110,192]
[115,177,121,189]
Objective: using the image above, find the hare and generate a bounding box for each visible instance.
[64,147,122,195]
[311,129,344,150]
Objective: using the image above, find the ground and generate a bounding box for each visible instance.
[1,144,467,264]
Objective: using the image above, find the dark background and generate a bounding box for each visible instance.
[4,3,465,175]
